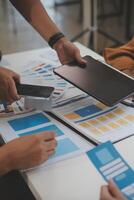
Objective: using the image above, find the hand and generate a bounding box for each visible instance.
[54,37,86,64]
[0,67,20,103]
[3,131,56,171]
[100,179,126,200]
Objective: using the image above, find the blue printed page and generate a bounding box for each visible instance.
[53,95,134,143]
[86,141,134,199]
[0,111,93,168]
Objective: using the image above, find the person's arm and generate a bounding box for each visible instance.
[0,131,56,176]
[9,0,86,64]
[10,0,60,41]
[0,146,11,175]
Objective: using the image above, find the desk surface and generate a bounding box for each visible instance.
[2,43,134,200]
[27,136,134,200]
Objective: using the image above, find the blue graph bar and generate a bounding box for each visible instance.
[8,113,50,131]
[19,125,64,137]
[51,138,79,158]
[75,105,102,117]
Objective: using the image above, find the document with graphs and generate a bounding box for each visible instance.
[52,88,134,144]
[0,110,92,168]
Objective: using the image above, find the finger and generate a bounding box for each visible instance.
[8,77,20,101]
[57,49,71,64]
[7,97,15,104]
[100,185,113,200]
[123,69,134,78]
[13,73,20,83]
[62,59,72,65]
[45,139,57,151]
[0,87,7,101]
[47,149,55,156]
[108,179,125,198]
[4,87,14,103]
[74,50,87,64]
[39,131,55,141]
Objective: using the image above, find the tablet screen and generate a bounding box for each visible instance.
[54,56,134,106]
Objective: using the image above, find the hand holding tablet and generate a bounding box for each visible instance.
[54,56,134,107]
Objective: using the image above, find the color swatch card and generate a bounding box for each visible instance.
[21,60,69,100]
[0,111,92,168]
[87,141,134,200]
[53,94,134,143]
[0,98,33,118]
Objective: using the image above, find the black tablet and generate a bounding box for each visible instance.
[54,55,134,107]
[16,83,54,98]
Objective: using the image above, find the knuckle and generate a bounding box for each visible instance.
[52,140,57,148]
[33,135,41,143]
[37,144,45,155]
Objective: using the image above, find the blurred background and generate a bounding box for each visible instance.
[0,0,134,55]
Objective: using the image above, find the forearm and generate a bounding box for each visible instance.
[0,146,12,176]
[9,0,61,41]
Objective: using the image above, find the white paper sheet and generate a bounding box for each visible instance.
[53,95,134,143]
[0,110,93,168]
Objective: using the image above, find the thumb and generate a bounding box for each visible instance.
[108,179,125,199]
[74,50,87,64]
[13,73,20,83]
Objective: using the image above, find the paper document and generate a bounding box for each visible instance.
[52,95,134,143]
[21,59,68,100]
[0,111,92,168]
[87,141,134,199]
[2,47,134,144]
[0,98,34,118]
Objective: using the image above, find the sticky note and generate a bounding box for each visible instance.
[97,116,107,122]
[116,119,128,125]
[106,113,116,119]
[114,108,124,115]
[64,113,80,120]
[108,122,119,129]
[79,122,90,128]
[88,119,98,125]
[125,115,134,122]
